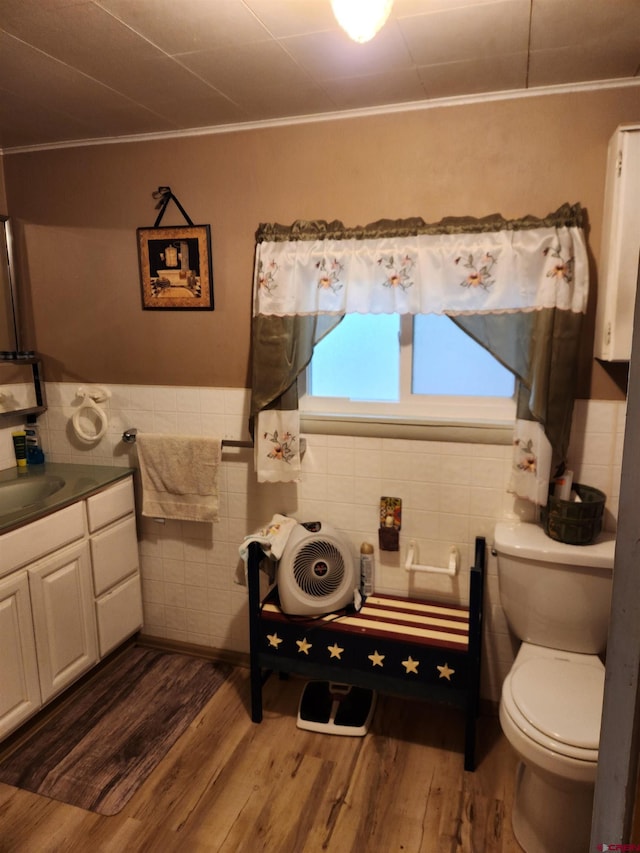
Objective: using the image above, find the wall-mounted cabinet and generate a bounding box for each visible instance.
[594,124,640,362]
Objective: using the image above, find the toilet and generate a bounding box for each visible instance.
[494,520,616,853]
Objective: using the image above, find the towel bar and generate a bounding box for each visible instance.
[122,428,306,457]
[121,427,253,449]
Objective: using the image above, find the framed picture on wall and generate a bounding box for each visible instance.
[137,224,214,310]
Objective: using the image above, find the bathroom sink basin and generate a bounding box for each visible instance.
[0,474,66,514]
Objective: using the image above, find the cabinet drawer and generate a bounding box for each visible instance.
[86,477,135,533]
[90,515,139,596]
[95,574,143,657]
[0,502,85,578]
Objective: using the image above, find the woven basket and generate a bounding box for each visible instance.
[541,482,606,546]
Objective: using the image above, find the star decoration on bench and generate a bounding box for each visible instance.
[437,662,455,680]
[327,643,344,659]
[296,638,312,655]
[402,656,419,674]
[368,650,385,667]
[267,632,283,649]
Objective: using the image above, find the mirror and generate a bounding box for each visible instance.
[0,358,46,415]
[0,216,19,352]
[0,216,47,418]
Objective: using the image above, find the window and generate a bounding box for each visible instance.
[301,314,516,431]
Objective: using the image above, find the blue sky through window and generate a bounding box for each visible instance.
[310,314,400,401]
[310,313,514,402]
[412,314,514,397]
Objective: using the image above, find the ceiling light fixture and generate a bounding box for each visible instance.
[331,0,394,44]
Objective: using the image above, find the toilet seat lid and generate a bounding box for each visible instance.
[511,657,604,749]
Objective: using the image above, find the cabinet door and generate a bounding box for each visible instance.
[0,571,41,739]
[595,126,640,360]
[29,541,98,703]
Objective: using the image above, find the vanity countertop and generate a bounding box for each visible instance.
[0,462,135,534]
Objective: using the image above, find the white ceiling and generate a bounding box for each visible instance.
[1,0,639,152]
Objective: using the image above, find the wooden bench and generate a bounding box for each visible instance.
[247,536,486,771]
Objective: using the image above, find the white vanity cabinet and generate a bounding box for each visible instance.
[0,570,41,738]
[0,473,142,741]
[0,500,91,739]
[594,123,640,361]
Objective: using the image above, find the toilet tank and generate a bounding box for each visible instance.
[494,521,616,654]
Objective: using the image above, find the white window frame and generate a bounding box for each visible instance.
[300,315,516,444]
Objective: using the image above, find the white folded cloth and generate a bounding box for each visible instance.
[236,513,298,585]
[137,433,221,522]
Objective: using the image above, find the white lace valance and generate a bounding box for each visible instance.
[254,226,588,317]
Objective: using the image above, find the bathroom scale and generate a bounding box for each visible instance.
[296,681,376,736]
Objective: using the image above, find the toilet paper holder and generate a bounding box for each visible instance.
[405,540,459,577]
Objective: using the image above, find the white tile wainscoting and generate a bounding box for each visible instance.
[0,384,625,705]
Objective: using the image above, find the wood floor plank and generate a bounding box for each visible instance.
[220,750,337,852]
[178,681,364,851]
[329,724,437,850]
[0,789,101,853]
[123,668,253,826]
[458,790,499,853]
[0,664,522,853]
[67,817,148,853]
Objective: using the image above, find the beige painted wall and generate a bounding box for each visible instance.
[3,86,640,397]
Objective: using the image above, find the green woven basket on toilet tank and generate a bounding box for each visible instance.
[541,482,606,546]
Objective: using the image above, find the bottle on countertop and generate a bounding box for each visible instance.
[25,418,45,464]
[555,469,573,501]
[360,542,375,597]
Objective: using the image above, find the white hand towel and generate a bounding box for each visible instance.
[137,433,221,522]
[509,419,552,507]
[255,410,301,483]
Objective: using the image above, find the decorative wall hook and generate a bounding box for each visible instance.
[151,186,194,228]
[76,385,111,403]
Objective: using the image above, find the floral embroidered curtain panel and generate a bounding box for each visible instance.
[250,204,588,503]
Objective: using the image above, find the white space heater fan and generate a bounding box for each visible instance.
[277,521,358,617]
[277,521,377,736]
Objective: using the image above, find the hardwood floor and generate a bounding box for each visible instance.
[0,666,522,852]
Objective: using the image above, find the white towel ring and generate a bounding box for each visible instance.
[72,395,109,442]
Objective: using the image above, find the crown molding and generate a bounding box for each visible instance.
[3,77,640,156]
